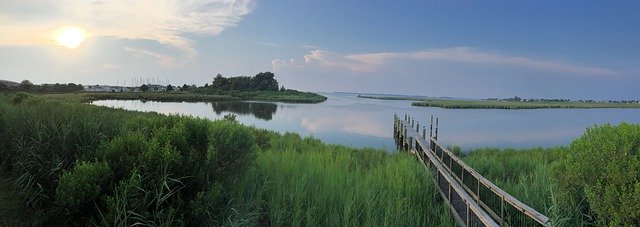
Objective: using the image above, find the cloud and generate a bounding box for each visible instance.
[301,44,326,50]
[102,63,120,70]
[0,0,255,60]
[275,47,616,76]
[125,47,175,67]
[261,42,281,47]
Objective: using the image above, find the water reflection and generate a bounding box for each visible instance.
[91,94,640,151]
[211,102,277,120]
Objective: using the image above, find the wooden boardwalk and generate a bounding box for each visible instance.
[394,114,551,227]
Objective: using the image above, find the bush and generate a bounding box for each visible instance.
[98,133,147,180]
[12,92,30,104]
[206,120,258,186]
[56,161,112,216]
[553,123,640,225]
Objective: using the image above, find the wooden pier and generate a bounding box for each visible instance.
[394,114,551,227]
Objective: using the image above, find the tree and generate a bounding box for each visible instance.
[166,84,174,91]
[252,72,278,91]
[182,84,189,91]
[0,83,8,91]
[140,84,149,92]
[212,74,229,90]
[20,80,34,91]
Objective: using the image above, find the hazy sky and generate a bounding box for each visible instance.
[1,1,639,99]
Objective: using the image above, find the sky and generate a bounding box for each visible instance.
[1,0,639,100]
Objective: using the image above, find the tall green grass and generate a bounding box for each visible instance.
[462,147,591,226]
[0,93,451,225]
[229,133,454,226]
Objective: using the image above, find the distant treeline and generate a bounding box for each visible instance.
[488,96,640,103]
[0,80,83,92]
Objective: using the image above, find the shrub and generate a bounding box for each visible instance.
[206,120,258,186]
[12,92,30,104]
[552,123,640,225]
[98,133,147,180]
[56,161,112,217]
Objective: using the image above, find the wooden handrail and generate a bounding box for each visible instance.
[393,114,551,227]
[429,138,550,226]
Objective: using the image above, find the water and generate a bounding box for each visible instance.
[91,93,640,151]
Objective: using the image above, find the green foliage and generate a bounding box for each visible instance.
[20,80,34,91]
[140,84,149,92]
[463,147,582,226]
[55,161,112,216]
[0,93,451,226]
[553,123,640,225]
[210,71,278,92]
[97,133,146,180]
[230,134,453,226]
[207,120,258,185]
[12,92,30,104]
[223,113,237,122]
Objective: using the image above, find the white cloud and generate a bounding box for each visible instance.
[0,0,255,60]
[125,47,175,67]
[102,63,120,70]
[301,44,325,50]
[275,47,616,76]
[261,42,280,47]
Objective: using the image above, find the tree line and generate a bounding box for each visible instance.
[0,80,83,92]
[209,72,280,92]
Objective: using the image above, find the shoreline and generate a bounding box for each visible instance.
[358,95,640,109]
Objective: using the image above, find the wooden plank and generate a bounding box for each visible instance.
[414,146,498,227]
[429,138,551,226]
[396,116,550,226]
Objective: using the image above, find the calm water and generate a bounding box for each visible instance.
[92,93,640,151]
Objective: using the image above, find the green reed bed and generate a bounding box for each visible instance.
[0,93,451,226]
[230,133,454,226]
[412,99,640,109]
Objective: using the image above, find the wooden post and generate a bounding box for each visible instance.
[412,119,414,127]
[416,122,420,133]
[422,126,426,140]
[500,196,505,226]
[404,113,407,121]
[429,115,433,138]
[435,117,439,140]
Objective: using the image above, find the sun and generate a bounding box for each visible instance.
[53,26,88,49]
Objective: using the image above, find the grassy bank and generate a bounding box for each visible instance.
[461,148,566,224]
[358,95,640,109]
[463,127,640,226]
[412,99,640,109]
[194,89,328,103]
[33,90,326,104]
[0,93,450,225]
[40,92,239,103]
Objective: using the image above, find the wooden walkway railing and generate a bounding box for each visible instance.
[394,114,551,227]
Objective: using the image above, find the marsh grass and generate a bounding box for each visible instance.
[0,93,451,226]
[462,147,586,226]
[412,99,640,109]
[229,133,454,226]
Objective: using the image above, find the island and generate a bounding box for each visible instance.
[358,95,640,109]
[2,72,327,104]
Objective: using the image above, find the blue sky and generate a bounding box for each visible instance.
[1,0,639,99]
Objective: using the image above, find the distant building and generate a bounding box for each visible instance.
[147,84,166,92]
[84,85,140,92]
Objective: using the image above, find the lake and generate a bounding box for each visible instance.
[91,92,640,151]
